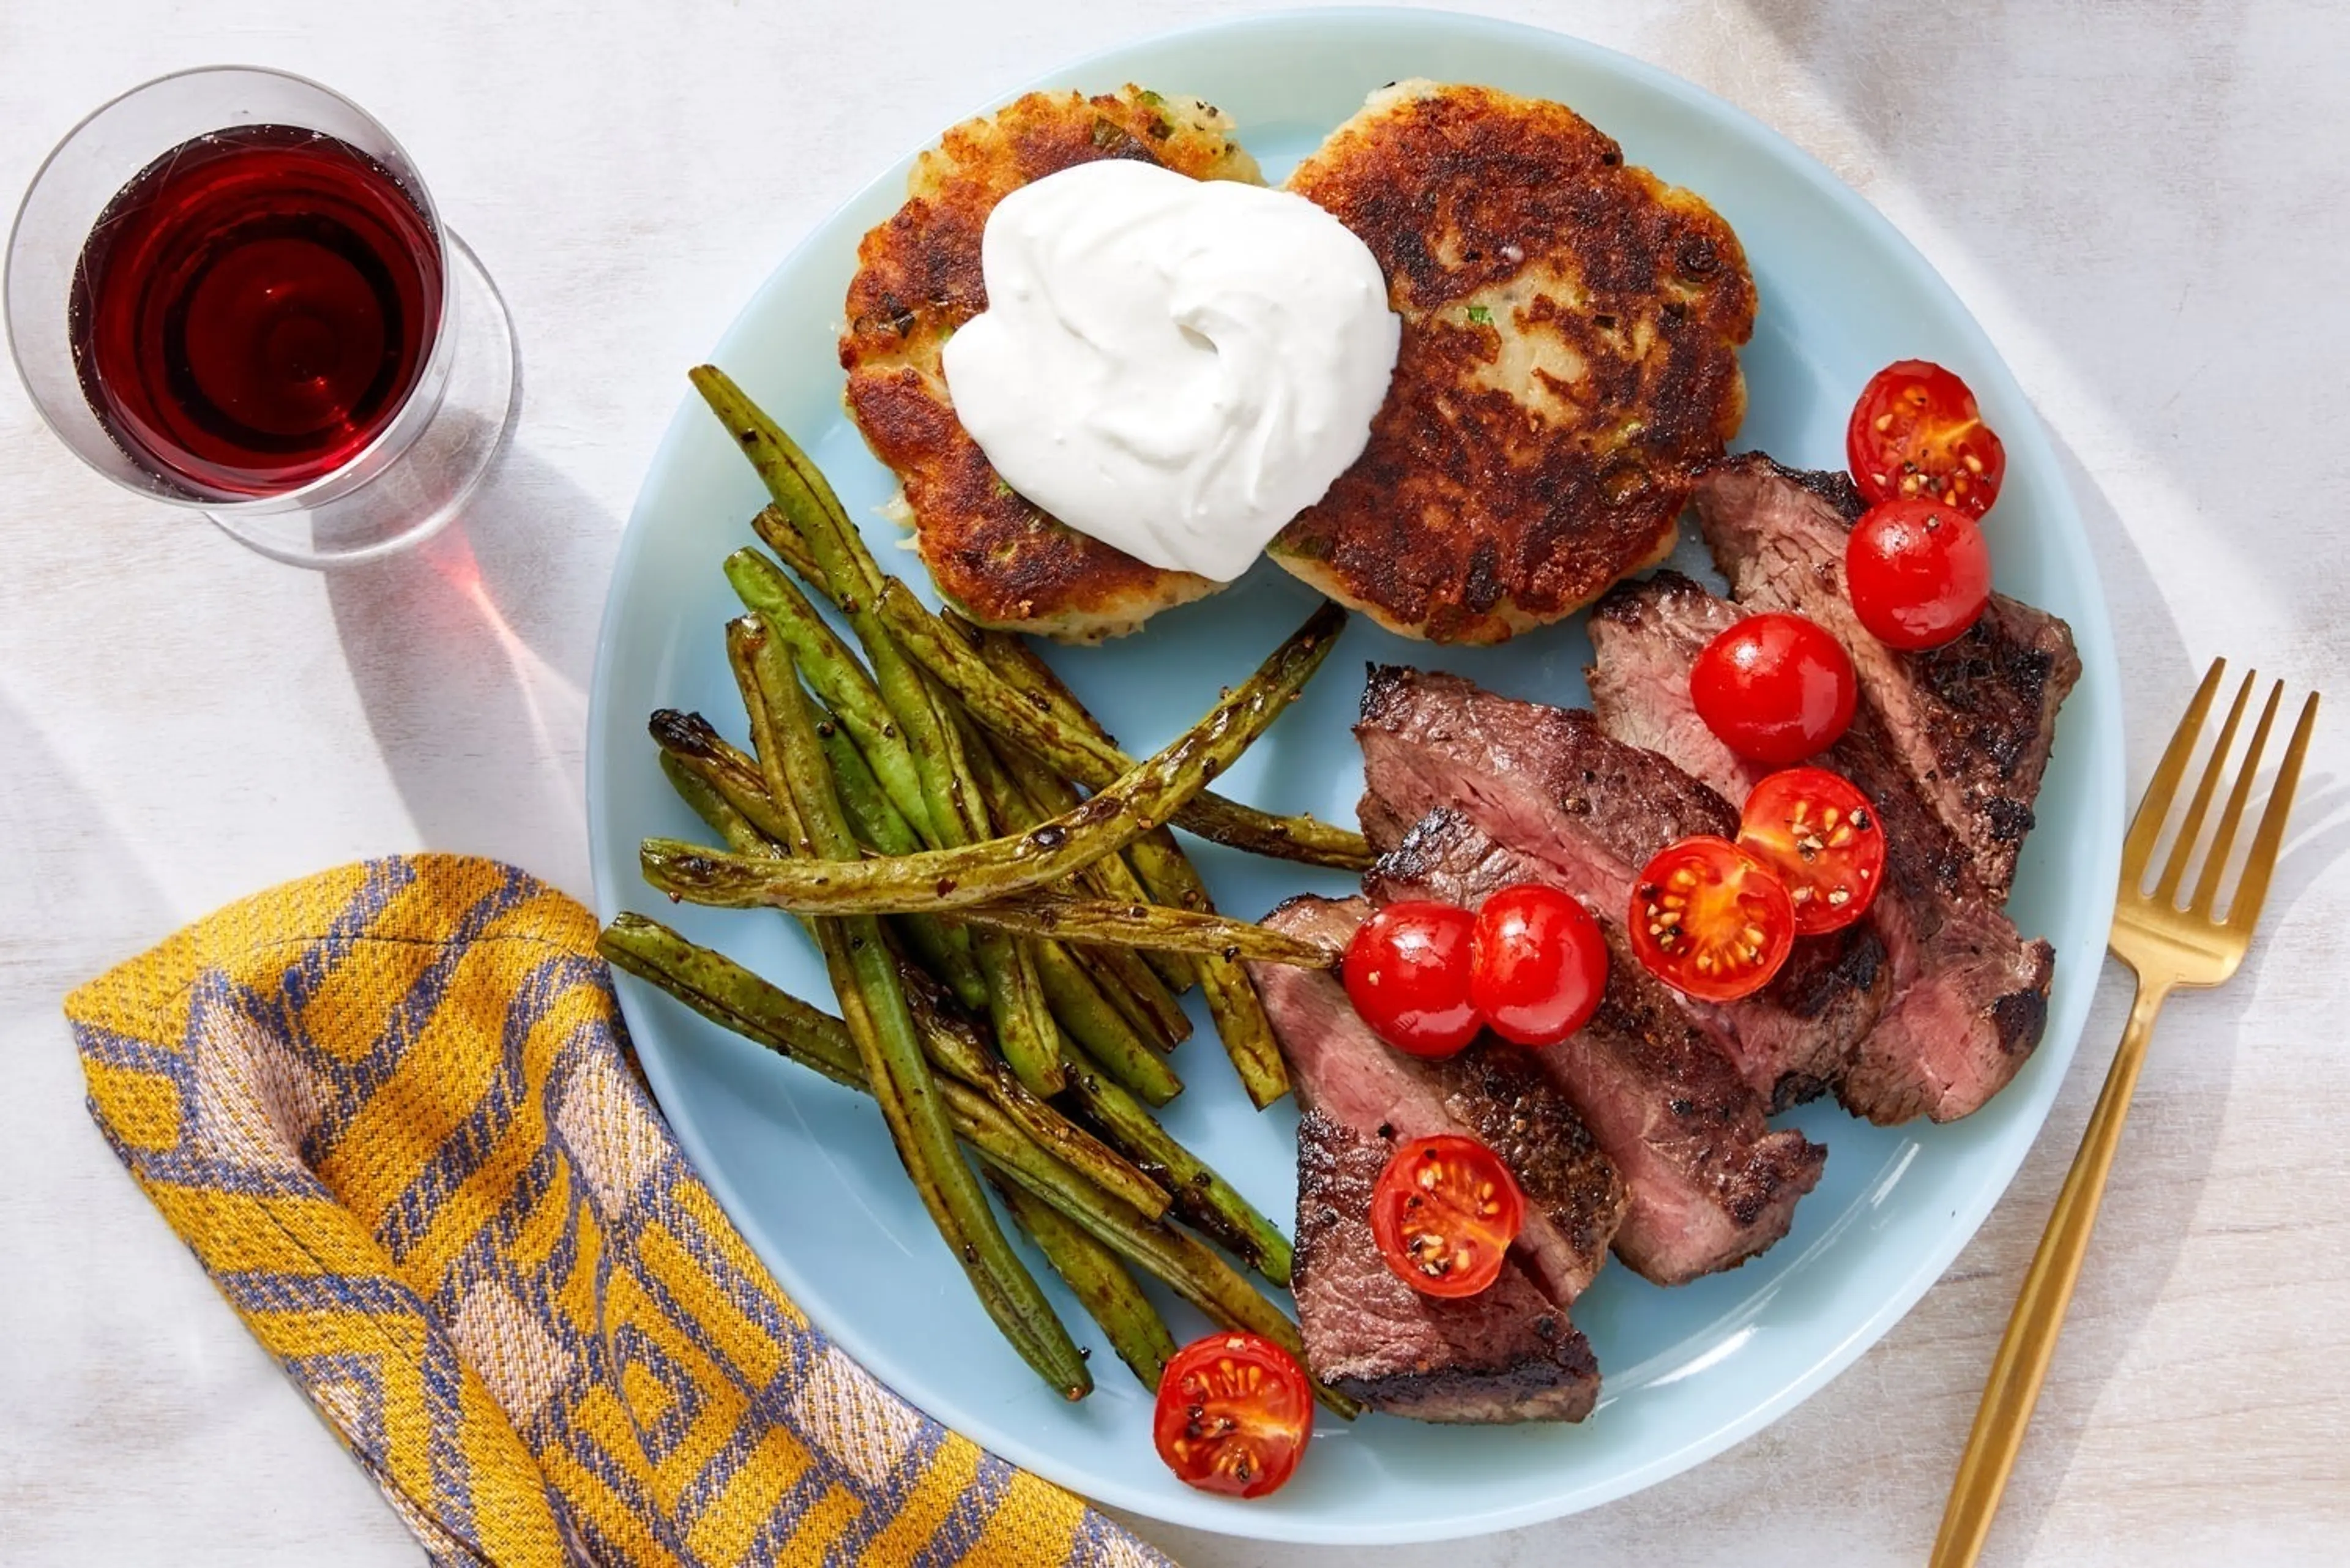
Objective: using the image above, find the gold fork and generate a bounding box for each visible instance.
[1930,658,2319,1567]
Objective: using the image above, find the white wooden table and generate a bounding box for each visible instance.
[6,2,2347,1562]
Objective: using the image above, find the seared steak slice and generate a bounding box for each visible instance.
[1824,725,2055,1123]
[1587,570,2055,1122]
[1587,569,1767,804]
[1359,665,1733,870]
[1693,454,2083,900]
[1356,668,1886,1107]
[1256,896,1625,1304]
[1364,821,1826,1283]
[1369,804,1881,1113]
[1295,1111,1600,1423]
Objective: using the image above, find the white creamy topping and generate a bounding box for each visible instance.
[939,160,1399,583]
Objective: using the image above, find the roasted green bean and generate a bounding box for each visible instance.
[640,602,1346,918]
[598,914,1334,1408]
[957,723,1191,1056]
[879,580,1373,871]
[982,729,1198,1002]
[938,895,1340,968]
[649,710,800,846]
[739,618,1087,1398]
[725,546,933,844]
[695,366,1062,1097]
[806,702,987,1010]
[1065,941,1190,1055]
[1035,948,1181,1108]
[652,706,991,1017]
[991,1175,1176,1392]
[1055,1052,1294,1288]
[972,1118,1348,1418]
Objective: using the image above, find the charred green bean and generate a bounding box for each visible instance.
[881,581,1372,870]
[639,602,1346,917]
[725,547,933,843]
[744,619,1087,1398]
[992,1174,1177,1392]
[938,895,1340,967]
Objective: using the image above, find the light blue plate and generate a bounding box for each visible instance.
[587,8,2124,1544]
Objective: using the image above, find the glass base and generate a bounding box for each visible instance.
[207,230,518,567]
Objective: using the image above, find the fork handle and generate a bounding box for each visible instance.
[1930,976,2173,1567]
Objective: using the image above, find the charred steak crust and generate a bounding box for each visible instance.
[1587,568,1893,1107]
[1693,454,2083,900]
[1907,597,2083,867]
[1585,566,2059,1123]
[1362,807,1827,1285]
[1825,714,2057,1122]
[1425,1039,1627,1280]
[1356,670,1886,1108]
[1759,925,1889,1109]
[1584,928,1829,1233]
[1256,894,1624,1304]
[1294,1112,1601,1423]
[1357,663,1739,858]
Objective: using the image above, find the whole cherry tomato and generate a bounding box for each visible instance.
[1368,1135,1527,1299]
[1737,767,1886,935]
[1627,835,1797,1002]
[1153,1332,1314,1498]
[1344,901,1481,1058]
[1847,359,2006,517]
[1690,612,1858,765]
[1469,884,1608,1046]
[1846,498,1993,650]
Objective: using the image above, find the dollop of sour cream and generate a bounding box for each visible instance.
[940,159,1399,583]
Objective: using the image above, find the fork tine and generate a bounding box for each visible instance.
[2123,659,2226,884]
[2189,679,2281,914]
[2154,670,2258,905]
[2224,690,2319,934]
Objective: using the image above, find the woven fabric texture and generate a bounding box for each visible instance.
[64,854,1174,1568]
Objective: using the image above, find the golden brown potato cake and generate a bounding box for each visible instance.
[839,87,1262,642]
[1270,81,1756,644]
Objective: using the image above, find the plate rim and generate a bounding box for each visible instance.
[586,6,2126,1544]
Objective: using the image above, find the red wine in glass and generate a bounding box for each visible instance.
[69,124,444,498]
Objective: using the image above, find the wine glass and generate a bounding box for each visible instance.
[4,66,518,567]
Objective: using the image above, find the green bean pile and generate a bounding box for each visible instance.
[600,365,1365,1406]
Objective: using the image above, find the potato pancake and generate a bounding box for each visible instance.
[840,87,1261,642]
[1270,81,1756,644]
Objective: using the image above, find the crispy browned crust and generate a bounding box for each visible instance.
[1270,81,1757,644]
[839,88,1259,641]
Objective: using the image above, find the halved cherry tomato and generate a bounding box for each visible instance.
[1690,612,1857,765]
[1847,359,2006,517]
[1846,498,1992,650]
[1369,1135,1526,1299]
[1344,901,1481,1058]
[1627,835,1797,1002]
[1737,767,1886,935]
[1152,1332,1314,1498]
[1469,884,1608,1046]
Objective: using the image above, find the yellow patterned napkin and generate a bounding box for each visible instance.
[65,854,1172,1567]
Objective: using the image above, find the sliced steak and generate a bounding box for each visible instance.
[1363,821,1826,1283]
[1356,668,1886,1107]
[1257,896,1625,1304]
[1258,895,1619,1421]
[1587,568,1767,804]
[1295,1111,1600,1422]
[1359,665,1732,870]
[1693,454,2083,900]
[1587,569,2055,1122]
[1824,724,2055,1123]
